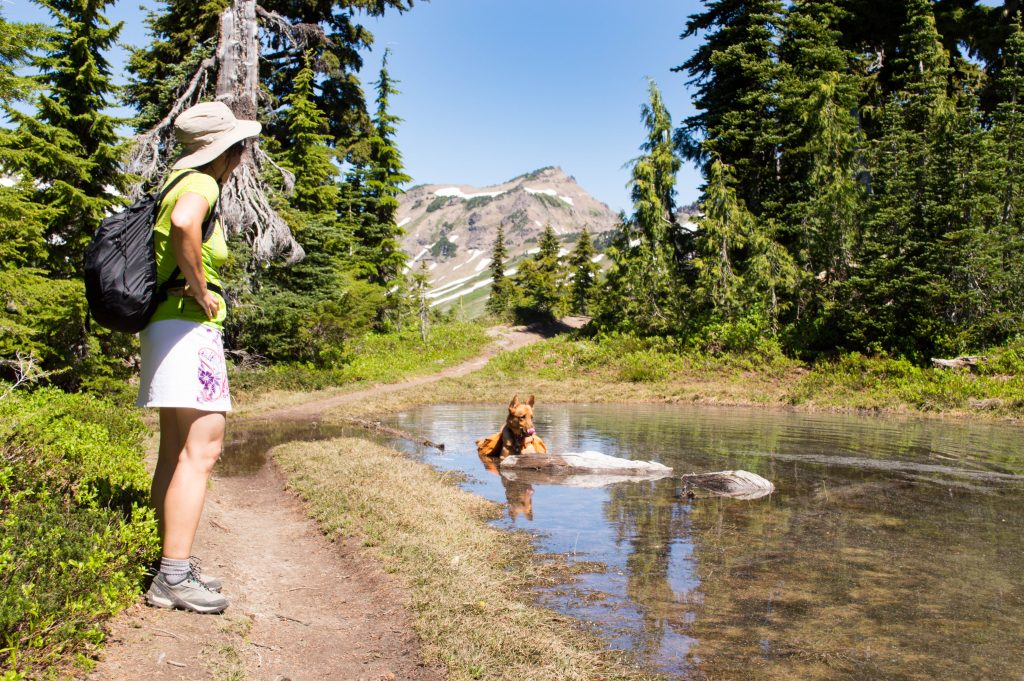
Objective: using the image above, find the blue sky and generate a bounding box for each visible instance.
[357,0,704,211]
[7,0,1007,211]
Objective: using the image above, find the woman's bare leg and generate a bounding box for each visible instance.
[151,408,182,539]
[157,408,226,559]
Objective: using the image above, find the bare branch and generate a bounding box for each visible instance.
[255,6,332,51]
[124,57,216,194]
[0,352,56,400]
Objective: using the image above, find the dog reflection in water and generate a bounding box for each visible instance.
[476,394,546,521]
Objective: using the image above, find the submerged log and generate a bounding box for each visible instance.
[500,450,672,475]
[500,467,674,488]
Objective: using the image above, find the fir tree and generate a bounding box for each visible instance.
[992,13,1024,232]
[691,157,757,319]
[777,0,866,346]
[0,11,51,269]
[125,0,226,130]
[596,80,686,335]
[511,224,565,321]
[486,223,511,316]
[676,0,785,215]
[6,0,126,276]
[281,56,341,215]
[844,0,957,359]
[234,57,382,365]
[353,49,411,288]
[568,228,599,315]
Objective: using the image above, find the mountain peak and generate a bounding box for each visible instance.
[399,167,618,314]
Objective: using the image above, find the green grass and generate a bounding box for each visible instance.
[229,321,491,399]
[310,332,1024,422]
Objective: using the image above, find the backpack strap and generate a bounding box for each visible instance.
[157,169,219,243]
[153,170,225,306]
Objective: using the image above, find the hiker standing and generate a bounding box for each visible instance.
[139,102,260,614]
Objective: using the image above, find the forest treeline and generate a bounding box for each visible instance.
[584,0,1024,363]
[3,0,1024,391]
[498,1,1024,364]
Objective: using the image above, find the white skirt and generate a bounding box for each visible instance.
[138,319,232,411]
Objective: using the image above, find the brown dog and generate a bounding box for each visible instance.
[476,394,548,460]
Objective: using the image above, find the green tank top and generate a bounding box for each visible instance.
[148,169,228,329]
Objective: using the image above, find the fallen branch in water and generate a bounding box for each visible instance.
[346,418,446,451]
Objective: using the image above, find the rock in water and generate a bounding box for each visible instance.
[682,470,775,500]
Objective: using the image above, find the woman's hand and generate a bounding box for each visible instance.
[189,286,221,320]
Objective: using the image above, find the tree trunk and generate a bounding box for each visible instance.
[215,0,302,263]
[127,0,301,264]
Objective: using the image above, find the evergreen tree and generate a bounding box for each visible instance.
[128,1,413,141]
[0,11,51,268]
[234,58,384,365]
[568,228,599,315]
[281,56,342,214]
[352,49,411,288]
[777,0,867,347]
[949,12,1024,347]
[511,224,565,321]
[844,0,957,359]
[691,157,757,319]
[992,13,1024,232]
[486,223,511,316]
[676,0,785,215]
[125,0,226,130]
[595,80,687,335]
[6,0,126,276]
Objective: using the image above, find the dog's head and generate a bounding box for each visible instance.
[506,394,536,438]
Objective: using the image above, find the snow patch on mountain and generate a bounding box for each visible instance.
[434,187,506,200]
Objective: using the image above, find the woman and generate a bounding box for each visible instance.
[139,101,260,614]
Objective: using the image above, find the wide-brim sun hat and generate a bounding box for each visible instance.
[172,101,262,170]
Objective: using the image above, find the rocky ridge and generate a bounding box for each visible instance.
[397,166,618,313]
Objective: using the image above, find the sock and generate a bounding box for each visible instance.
[159,556,191,586]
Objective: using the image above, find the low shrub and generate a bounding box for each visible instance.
[0,389,158,679]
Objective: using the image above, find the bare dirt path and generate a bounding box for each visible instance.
[85,322,574,681]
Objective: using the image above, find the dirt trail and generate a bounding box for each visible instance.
[85,322,570,681]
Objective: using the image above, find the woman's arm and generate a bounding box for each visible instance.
[169,191,220,320]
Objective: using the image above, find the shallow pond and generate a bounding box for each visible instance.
[382,403,1024,680]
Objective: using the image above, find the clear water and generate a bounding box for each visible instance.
[382,403,1024,680]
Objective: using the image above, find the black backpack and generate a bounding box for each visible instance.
[84,171,220,333]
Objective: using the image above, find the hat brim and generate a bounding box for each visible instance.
[172,119,262,170]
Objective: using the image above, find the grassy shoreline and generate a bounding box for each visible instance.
[274,438,660,681]
[240,333,1024,425]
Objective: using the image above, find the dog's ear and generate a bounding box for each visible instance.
[509,394,520,409]
[527,394,535,407]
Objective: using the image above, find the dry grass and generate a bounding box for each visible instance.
[273,437,662,681]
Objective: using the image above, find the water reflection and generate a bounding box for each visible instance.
[389,403,1024,679]
[219,419,371,477]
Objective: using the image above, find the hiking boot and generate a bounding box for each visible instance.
[146,571,229,614]
[146,558,223,592]
[189,556,223,592]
